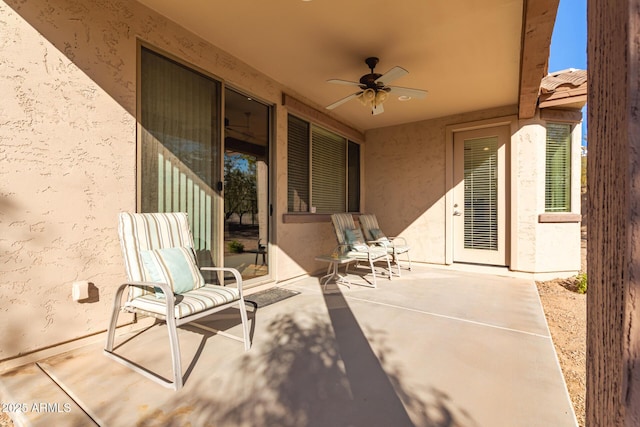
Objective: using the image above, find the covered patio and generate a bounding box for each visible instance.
[0,265,576,426]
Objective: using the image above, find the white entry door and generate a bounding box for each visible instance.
[452,126,509,265]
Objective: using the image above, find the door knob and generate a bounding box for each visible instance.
[453,209,462,216]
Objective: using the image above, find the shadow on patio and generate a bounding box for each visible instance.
[0,265,576,427]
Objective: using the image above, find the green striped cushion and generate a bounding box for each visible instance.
[140,246,205,297]
[345,246,388,261]
[118,212,195,299]
[358,214,380,241]
[331,213,357,245]
[369,228,388,242]
[125,285,240,319]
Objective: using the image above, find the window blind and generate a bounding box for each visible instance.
[463,137,498,251]
[311,125,346,213]
[140,47,220,260]
[287,116,310,212]
[545,123,571,212]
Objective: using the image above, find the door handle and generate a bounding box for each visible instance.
[453,209,463,216]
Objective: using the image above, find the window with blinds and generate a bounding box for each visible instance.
[311,125,346,213]
[287,115,360,213]
[287,116,309,212]
[545,123,572,212]
[464,137,498,251]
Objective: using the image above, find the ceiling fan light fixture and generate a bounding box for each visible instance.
[359,88,376,105]
[375,90,388,105]
[326,57,427,115]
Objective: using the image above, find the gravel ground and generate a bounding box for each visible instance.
[535,223,587,426]
[537,277,586,426]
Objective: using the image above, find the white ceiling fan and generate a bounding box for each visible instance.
[326,57,428,115]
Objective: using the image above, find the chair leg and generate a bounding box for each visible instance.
[105,284,129,352]
[104,284,184,390]
[385,255,393,280]
[104,283,183,390]
[165,313,183,390]
[238,296,251,351]
[368,257,377,287]
[393,250,402,277]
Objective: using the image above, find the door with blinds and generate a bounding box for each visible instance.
[452,126,508,265]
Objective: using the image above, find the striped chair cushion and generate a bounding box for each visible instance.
[331,213,357,245]
[345,246,389,261]
[388,244,410,254]
[125,284,240,319]
[358,214,381,241]
[119,212,196,299]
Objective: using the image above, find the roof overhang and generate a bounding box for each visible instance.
[518,0,561,119]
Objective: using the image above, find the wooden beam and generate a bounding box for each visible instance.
[587,0,640,424]
[538,94,587,109]
[539,108,583,122]
[518,0,560,119]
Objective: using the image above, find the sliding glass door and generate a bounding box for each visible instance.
[139,47,271,282]
[139,47,222,269]
[223,88,270,280]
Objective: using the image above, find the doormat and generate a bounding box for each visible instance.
[245,288,300,308]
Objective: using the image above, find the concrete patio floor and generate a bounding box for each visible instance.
[0,265,577,426]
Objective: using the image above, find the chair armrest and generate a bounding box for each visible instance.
[124,281,174,297]
[120,281,177,318]
[387,236,408,246]
[200,267,244,292]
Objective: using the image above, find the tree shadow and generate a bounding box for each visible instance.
[133,286,476,427]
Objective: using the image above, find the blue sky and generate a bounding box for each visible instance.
[548,0,587,145]
[549,0,587,72]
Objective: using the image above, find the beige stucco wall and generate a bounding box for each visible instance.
[364,106,518,265]
[512,116,582,275]
[365,109,582,276]
[0,0,337,360]
[511,118,546,271]
[514,115,582,276]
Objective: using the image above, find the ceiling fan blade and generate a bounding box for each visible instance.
[387,86,428,99]
[327,79,362,87]
[326,92,361,110]
[375,66,408,86]
[372,103,384,115]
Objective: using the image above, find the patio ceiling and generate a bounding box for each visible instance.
[137,0,557,132]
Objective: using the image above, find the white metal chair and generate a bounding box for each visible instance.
[359,213,412,277]
[104,212,250,390]
[330,213,392,287]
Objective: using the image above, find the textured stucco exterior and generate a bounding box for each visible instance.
[364,106,518,265]
[0,0,331,360]
[365,109,582,276]
[512,115,582,274]
[0,0,581,361]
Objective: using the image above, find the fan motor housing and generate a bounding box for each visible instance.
[360,57,385,89]
[359,73,383,88]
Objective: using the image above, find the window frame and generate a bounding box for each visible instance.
[286,114,361,216]
[544,122,573,213]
